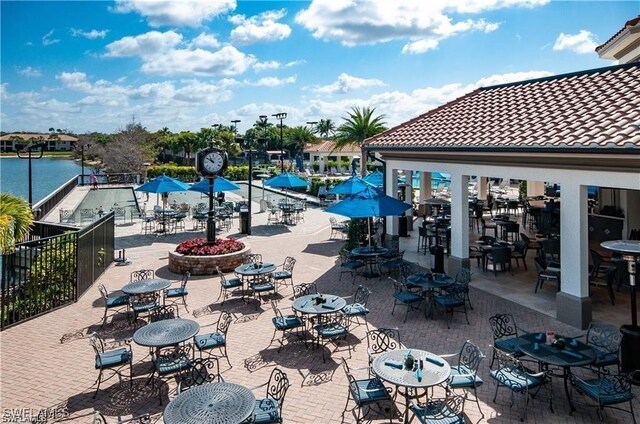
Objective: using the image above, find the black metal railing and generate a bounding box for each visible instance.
[77,213,114,299]
[32,175,78,219]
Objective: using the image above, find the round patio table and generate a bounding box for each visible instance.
[291,293,347,315]
[351,246,389,278]
[234,262,277,278]
[163,382,256,424]
[122,278,171,295]
[372,349,451,424]
[406,273,454,318]
[133,318,200,348]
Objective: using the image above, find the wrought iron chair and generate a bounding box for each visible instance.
[163,272,190,313]
[152,343,193,405]
[249,274,277,308]
[130,269,154,282]
[269,300,306,352]
[366,328,404,374]
[216,266,243,304]
[89,333,133,398]
[241,368,290,424]
[409,393,466,424]
[271,256,296,289]
[432,284,469,329]
[98,284,129,327]
[129,292,160,323]
[439,340,485,417]
[488,313,527,367]
[177,357,224,393]
[140,210,156,234]
[448,267,473,310]
[340,357,394,423]
[379,250,406,280]
[292,282,318,299]
[569,371,635,423]
[313,312,352,363]
[193,311,233,368]
[148,304,178,322]
[390,263,424,323]
[112,206,127,223]
[534,257,560,293]
[340,285,372,331]
[490,348,550,422]
[584,321,621,375]
[80,208,95,223]
[339,250,365,284]
[92,412,150,424]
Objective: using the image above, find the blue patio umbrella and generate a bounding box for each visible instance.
[328,175,373,195]
[188,177,240,194]
[135,174,190,193]
[264,172,309,189]
[362,170,383,187]
[325,186,411,247]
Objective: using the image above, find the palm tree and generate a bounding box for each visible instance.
[316,118,336,139]
[0,193,33,254]
[285,126,318,156]
[335,106,387,175]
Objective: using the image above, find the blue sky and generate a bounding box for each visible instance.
[1,0,638,134]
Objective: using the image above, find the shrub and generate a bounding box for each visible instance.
[176,237,245,256]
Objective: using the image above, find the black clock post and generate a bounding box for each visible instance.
[196,145,228,245]
[206,176,216,245]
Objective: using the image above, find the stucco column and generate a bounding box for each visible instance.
[449,172,470,275]
[405,170,414,231]
[420,172,431,202]
[386,168,399,235]
[527,180,545,197]
[319,156,325,174]
[478,177,488,199]
[556,183,591,329]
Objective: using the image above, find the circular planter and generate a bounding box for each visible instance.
[168,244,251,275]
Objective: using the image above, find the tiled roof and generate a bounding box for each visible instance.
[364,63,640,150]
[0,133,78,142]
[596,16,640,52]
[304,140,360,154]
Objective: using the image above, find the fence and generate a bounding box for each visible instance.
[32,175,78,219]
[0,213,114,330]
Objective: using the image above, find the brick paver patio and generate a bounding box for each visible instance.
[1,204,636,423]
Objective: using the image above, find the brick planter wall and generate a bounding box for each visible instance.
[168,245,251,275]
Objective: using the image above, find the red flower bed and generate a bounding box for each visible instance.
[175,237,245,256]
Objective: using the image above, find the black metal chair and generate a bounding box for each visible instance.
[241,368,290,424]
[152,344,193,405]
[98,284,129,327]
[339,250,365,284]
[269,300,306,352]
[92,412,150,424]
[432,284,469,329]
[130,269,154,282]
[570,371,636,423]
[485,246,512,276]
[439,340,485,417]
[480,218,497,238]
[449,267,473,310]
[584,321,621,375]
[488,313,527,367]
[148,304,178,322]
[510,240,528,270]
[520,233,542,258]
[193,311,233,368]
[390,263,424,323]
[340,285,372,331]
[365,328,404,374]
[340,358,394,423]
[292,282,318,299]
[215,266,243,304]
[249,274,277,308]
[177,357,224,393]
[534,257,560,293]
[409,393,466,424]
[313,312,352,363]
[89,333,133,398]
[271,256,296,289]
[129,292,160,323]
[162,272,190,313]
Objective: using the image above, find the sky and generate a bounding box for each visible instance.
[1,0,638,135]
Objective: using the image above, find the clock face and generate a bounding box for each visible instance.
[203,152,224,174]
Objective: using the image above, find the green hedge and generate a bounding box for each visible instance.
[147,164,249,182]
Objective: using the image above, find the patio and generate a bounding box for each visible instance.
[0,205,636,423]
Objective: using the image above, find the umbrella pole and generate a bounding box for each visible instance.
[368,217,372,248]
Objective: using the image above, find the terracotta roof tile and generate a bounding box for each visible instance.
[596,16,640,52]
[364,64,640,151]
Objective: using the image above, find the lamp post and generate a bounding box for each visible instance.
[15,142,47,208]
[236,120,267,235]
[80,143,91,185]
[272,112,287,172]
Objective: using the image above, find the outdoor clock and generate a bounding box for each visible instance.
[197,147,228,177]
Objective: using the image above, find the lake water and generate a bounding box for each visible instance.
[0,157,81,204]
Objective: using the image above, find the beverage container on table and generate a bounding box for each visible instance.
[546,330,555,345]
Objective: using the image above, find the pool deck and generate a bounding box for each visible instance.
[1,184,636,423]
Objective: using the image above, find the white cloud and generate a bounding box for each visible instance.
[17,67,42,77]
[295,0,545,53]
[70,28,109,39]
[553,30,598,54]
[248,76,297,87]
[285,60,306,68]
[229,9,291,45]
[253,60,281,72]
[314,73,385,94]
[105,31,256,77]
[191,32,220,48]
[42,29,60,46]
[112,0,236,27]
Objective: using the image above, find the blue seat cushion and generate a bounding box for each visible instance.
[434,294,464,308]
[410,402,464,424]
[251,282,275,292]
[342,261,365,270]
[393,292,423,304]
[106,295,128,307]
[271,271,291,279]
[592,348,618,368]
[494,338,521,355]
[272,315,303,330]
[342,303,369,317]
[223,278,243,289]
[490,368,541,392]
[132,301,158,312]
[155,355,191,375]
[448,365,483,388]
[95,348,131,369]
[574,377,633,405]
[194,332,225,350]
[350,378,389,405]
[164,287,187,298]
[314,323,348,338]
[246,398,280,424]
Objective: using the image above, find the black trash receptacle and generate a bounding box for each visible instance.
[398,216,408,237]
[239,207,249,234]
[620,324,640,385]
[430,245,444,274]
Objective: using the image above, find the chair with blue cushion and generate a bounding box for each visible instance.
[340,358,394,423]
[269,300,306,352]
[341,285,372,331]
[193,310,233,368]
[90,333,133,399]
[449,267,473,310]
[433,284,469,329]
[130,269,154,282]
[152,344,193,405]
[98,284,129,328]
[409,393,466,424]
[148,304,178,322]
[271,256,296,290]
[292,282,318,299]
[339,250,365,284]
[390,264,424,323]
[250,275,277,308]
[177,357,224,393]
[215,266,243,304]
[439,340,485,417]
[314,312,352,363]
[129,292,160,323]
[488,313,527,367]
[570,371,635,423]
[366,328,404,376]
[584,321,621,375]
[490,348,550,422]
[241,368,290,424]
[163,272,190,314]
